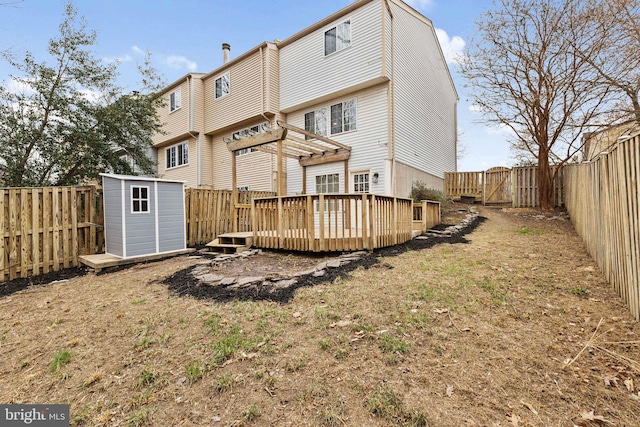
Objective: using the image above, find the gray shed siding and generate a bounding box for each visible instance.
[101,174,186,259]
[123,181,157,257]
[157,182,186,253]
[103,176,124,258]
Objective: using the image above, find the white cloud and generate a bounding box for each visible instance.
[404,0,434,10]
[103,54,132,64]
[79,88,103,103]
[166,55,197,71]
[132,45,145,55]
[5,76,36,96]
[435,28,465,65]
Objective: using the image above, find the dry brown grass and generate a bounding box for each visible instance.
[0,206,639,426]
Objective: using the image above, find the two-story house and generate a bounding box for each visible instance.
[152,0,458,198]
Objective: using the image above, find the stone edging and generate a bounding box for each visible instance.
[190,207,481,288]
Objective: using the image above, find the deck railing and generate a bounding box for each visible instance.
[252,194,415,252]
[413,200,441,233]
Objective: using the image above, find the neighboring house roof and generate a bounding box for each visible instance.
[583,120,640,161]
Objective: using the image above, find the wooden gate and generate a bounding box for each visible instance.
[483,167,511,204]
[445,166,565,208]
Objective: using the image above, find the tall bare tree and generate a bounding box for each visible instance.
[575,0,640,125]
[461,0,610,210]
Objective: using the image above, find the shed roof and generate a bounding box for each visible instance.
[99,173,186,184]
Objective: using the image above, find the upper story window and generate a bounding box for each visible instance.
[131,186,149,213]
[325,20,351,56]
[304,108,327,140]
[331,99,357,135]
[169,87,181,113]
[166,141,189,169]
[232,122,268,156]
[215,72,230,99]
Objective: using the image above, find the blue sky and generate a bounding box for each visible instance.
[0,0,513,171]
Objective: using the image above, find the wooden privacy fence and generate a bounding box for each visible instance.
[564,137,640,321]
[445,165,565,208]
[185,189,275,246]
[252,194,415,252]
[0,186,103,282]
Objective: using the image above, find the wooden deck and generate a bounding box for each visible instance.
[251,194,439,252]
[79,249,195,272]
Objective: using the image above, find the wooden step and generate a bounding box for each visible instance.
[205,232,253,254]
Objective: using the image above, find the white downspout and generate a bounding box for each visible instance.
[384,0,396,196]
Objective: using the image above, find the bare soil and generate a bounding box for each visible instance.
[0,205,638,426]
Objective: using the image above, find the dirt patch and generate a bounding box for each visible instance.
[0,205,638,427]
[161,210,484,304]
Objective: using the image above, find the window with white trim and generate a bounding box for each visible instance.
[304,108,327,140]
[316,173,340,194]
[169,87,181,113]
[215,72,230,99]
[315,173,340,211]
[325,20,351,56]
[165,141,189,169]
[353,172,370,193]
[232,122,268,156]
[331,99,357,134]
[131,186,149,213]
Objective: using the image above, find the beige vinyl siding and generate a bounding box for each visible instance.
[279,0,384,112]
[200,134,214,187]
[210,121,277,191]
[394,161,444,196]
[192,76,205,132]
[211,135,232,190]
[157,137,197,187]
[266,44,280,115]
[390,2,457,179]
[153,79,190,146]
[204,51,264,133]
[285,84,390,195]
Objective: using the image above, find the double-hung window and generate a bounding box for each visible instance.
[353,173,370,193]
[169,87,181,112]
[325,20,351,56]
[215,72,230,99]
[330,99,357,135]
[304,108,327,140]
[166,141,189,169]
[315,173,340,212]
[131,186,149,213]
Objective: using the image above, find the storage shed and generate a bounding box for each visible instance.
[100,174,186,259]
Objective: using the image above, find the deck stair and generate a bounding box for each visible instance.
[205,231,253,254]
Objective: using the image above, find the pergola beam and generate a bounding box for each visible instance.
[299,149,351,166]
[277,120,351,151]
[226,127,287,152]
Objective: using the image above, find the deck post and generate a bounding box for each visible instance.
[277,196,284,249]
[369,194,376,249]
[232,151,238,232]
[319,193,325,251]
[306,195,314,251]
[302,165,307,194]
[277,138,285,196]
[392,197,398,245]
[362,193,368,249]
